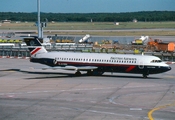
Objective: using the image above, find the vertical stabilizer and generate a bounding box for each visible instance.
[24,37,47,57]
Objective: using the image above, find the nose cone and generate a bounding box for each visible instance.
[164,66,171,72]
[168,66,171,71]
[156,66,171,74]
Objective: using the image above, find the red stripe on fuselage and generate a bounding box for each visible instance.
[125,66,136,72]
[31,48,41,55]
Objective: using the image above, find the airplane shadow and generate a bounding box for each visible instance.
[18,70,160,80]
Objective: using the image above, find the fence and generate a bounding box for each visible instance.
[0,47,30,59]
[0,45,175,62]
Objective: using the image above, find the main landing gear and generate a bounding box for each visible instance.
[75,71,81,76]
[87,70,104,76]
[75,70,104,76]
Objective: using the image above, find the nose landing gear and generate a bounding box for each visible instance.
[142,74,148,78]
[142,70,149,78]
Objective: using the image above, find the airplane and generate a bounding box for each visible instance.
[24,37,171,78]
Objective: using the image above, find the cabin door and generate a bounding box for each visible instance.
[139,61,144,69]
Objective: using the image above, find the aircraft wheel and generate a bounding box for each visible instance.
[142,74,148,78]
[143,70,149,78]
[75,71,81,76]
[93,71,104,76]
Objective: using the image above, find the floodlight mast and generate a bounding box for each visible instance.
[37,0,41,38]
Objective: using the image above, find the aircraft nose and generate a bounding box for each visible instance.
[168,66,171,70]
[160,65,171,72]
[165,66,171,72]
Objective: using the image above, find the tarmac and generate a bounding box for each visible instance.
[0,58,175,120]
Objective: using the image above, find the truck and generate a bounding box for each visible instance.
[155,42,175,52]
[147,38,175,52]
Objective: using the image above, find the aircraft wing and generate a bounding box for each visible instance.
[42,66,98,71]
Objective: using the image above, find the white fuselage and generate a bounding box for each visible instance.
[31,51,171,76]
[24,37,171,77]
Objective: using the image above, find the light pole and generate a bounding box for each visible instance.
[37,0,41,38]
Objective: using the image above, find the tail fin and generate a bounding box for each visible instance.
[24,37,47,57]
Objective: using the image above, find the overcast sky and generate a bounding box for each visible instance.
[1,0,175,13]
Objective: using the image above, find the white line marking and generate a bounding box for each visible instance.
[130,108,142,111]
[0,87,117,96]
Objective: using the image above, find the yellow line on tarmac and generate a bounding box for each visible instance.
[148,102,175,120]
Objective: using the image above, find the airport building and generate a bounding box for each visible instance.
[1,20,11,23]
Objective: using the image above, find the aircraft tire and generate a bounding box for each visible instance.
[87,70,104,76]
[93,71,104,76]
[75,71,81,76]
[143,70,149,78]
[142,74,148,78]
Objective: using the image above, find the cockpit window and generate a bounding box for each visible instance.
[151,60,162,63]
